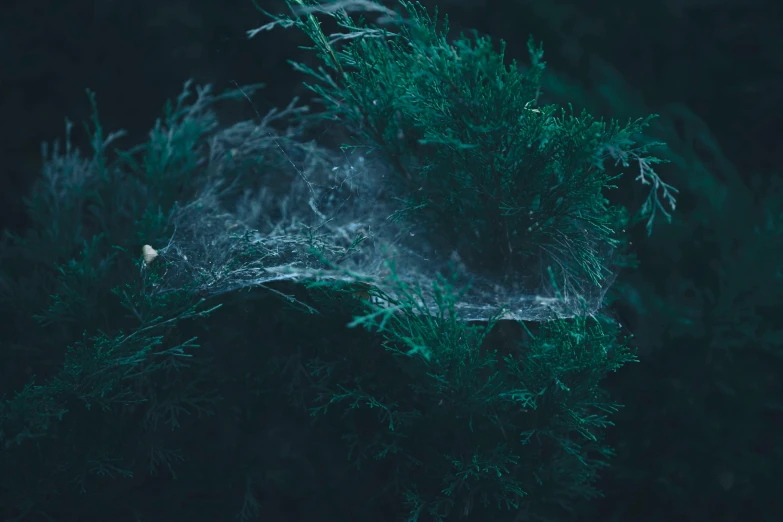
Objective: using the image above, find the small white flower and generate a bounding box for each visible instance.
[142,245,158,266]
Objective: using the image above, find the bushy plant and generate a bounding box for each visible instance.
[301,268,636,521]
[0,1,676,521]
[254,0,675,310]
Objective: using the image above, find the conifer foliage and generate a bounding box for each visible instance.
[0,1,675,521]
[255,0,675,306]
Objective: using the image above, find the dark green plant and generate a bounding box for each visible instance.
[593,167,783,522]
[513,20,783,520]
[0,2,675,521]
[300,268,636,521]
[0,82,265,519]
[253,0,676,300]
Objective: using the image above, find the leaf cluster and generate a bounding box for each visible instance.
[256,0,674,296]
[298,267,635,521]
[0,83,252,518]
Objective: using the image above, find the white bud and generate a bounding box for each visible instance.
[142,245,158,266]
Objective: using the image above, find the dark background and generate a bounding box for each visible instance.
[2,0,780,233]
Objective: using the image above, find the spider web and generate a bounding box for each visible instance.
[147,99,616,322]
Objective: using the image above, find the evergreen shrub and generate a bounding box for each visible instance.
[0,1,676,520]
